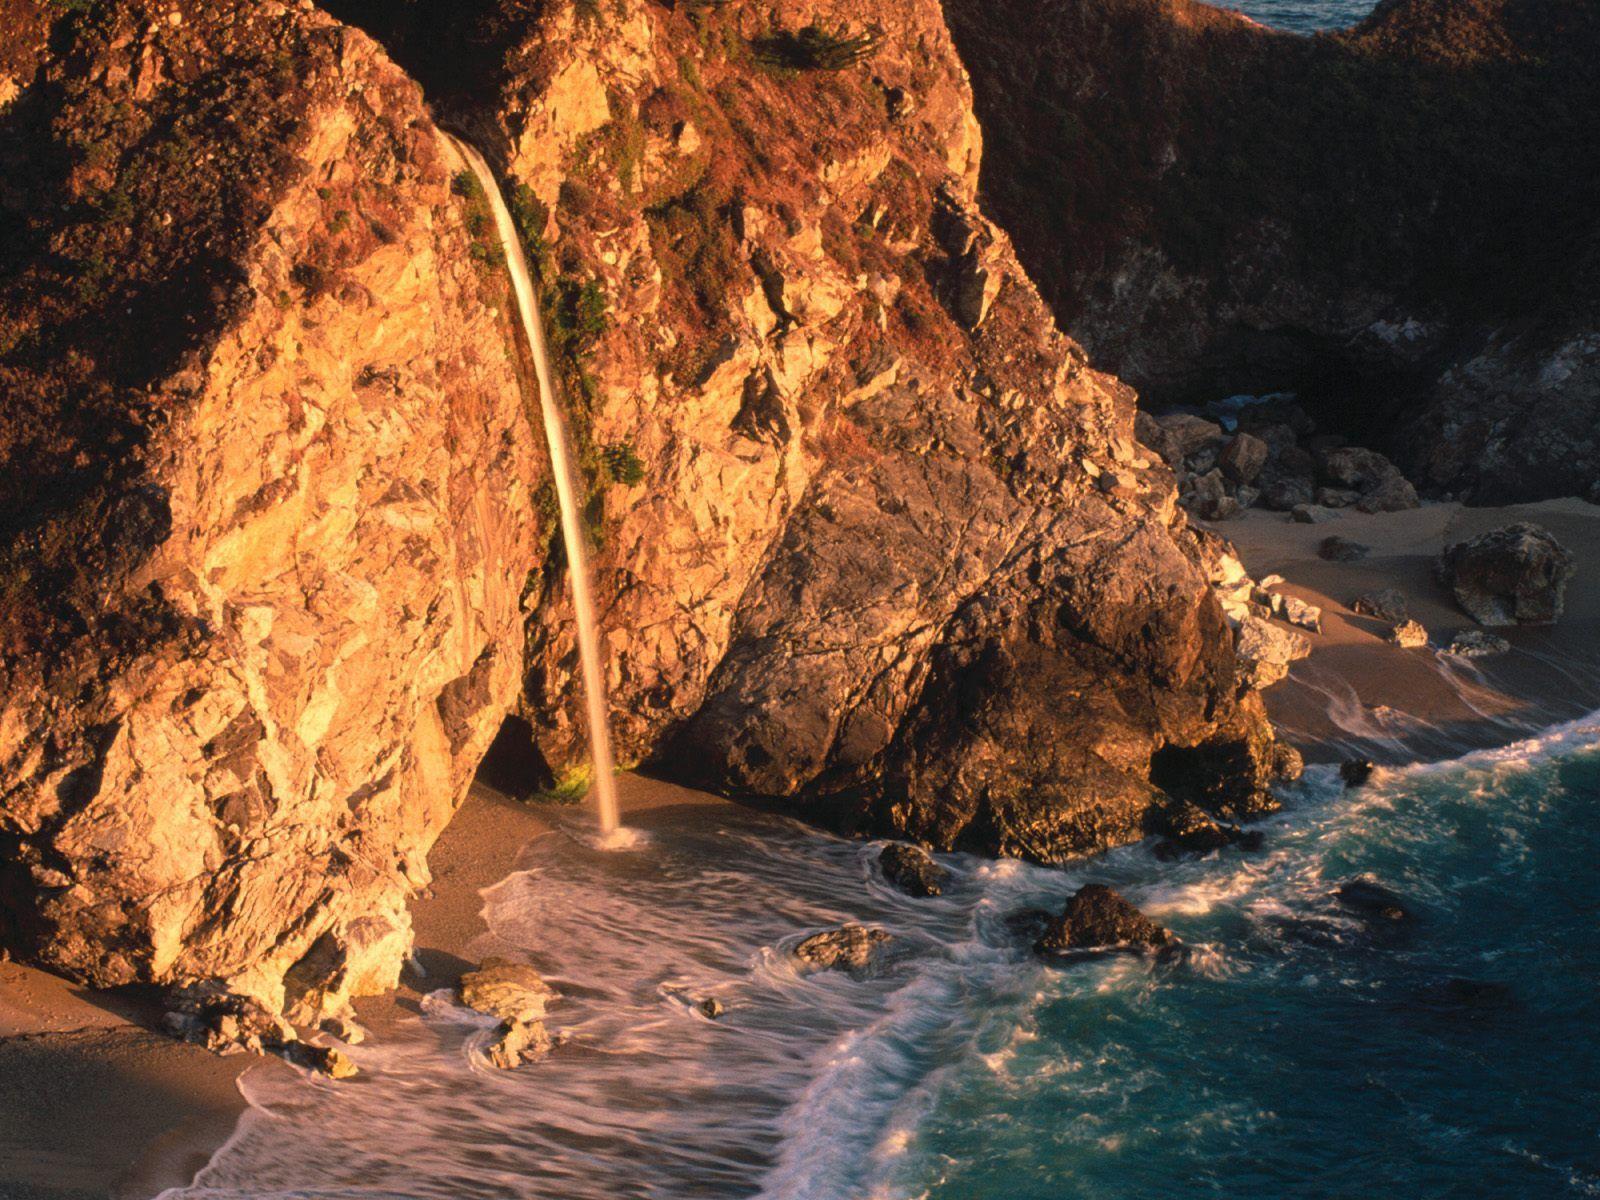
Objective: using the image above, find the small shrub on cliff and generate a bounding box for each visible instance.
[599,442,646,487]
[545,277,608,358]
[509,182,549,267]
[752,22,883,71]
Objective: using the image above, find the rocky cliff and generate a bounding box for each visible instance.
[0,1,540,1010]
[1,0,1284,1006]
[942,0,1600,504]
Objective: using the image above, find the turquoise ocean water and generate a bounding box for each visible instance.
[164,715,1600,1200]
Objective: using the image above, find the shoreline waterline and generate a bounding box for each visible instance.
[149,703,1600,1199]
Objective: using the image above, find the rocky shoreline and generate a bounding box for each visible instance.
[1,0,1597,1188]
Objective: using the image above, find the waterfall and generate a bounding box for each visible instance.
[444,133,622,839]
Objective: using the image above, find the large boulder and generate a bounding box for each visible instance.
[794,925,891,974]
[1234,616,1311,690]
[1034,884,1174,954]
[0,2,537,1008]
[878,843,948,897]
[459,958,558,1071]
[1438,523,1575,626]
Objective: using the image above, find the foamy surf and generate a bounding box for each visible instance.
[160,710,1600,1200]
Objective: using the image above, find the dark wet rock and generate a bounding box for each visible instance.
[794,925,891,974]
[1220,433,1269,485]
[1151,799,1262,860]
[1335,878,1412,923]
[1352,588,1409,623]
[1438,523,1575,626]
[1271,742,1305,782]
[1340,759,1375,788]
[878,843,949,898]
[1291,504,1340,524]
[1034,884,1174,954]
[1386,619,1429,649]
[1318,536,1370,562]
[1418,977,1517,1013]
[1447,630,1511,658]
[697,997,726,1019]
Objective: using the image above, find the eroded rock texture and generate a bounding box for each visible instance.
[2,0,1285,997]
[327,0,1282,862]
[944,0,1600,503]
[0,2,540,1005]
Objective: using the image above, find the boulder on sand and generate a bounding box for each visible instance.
[1352,587,1408,624]
[1386,619,1429,649]
[1034,884,1174,954]
[1318,536,1370,562]
[794,924,891,974]
[1438,522,1574,626]
[878,843,949,897]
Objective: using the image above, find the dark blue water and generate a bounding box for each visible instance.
[895,726,1600,1199]
[1229,0,1376,32]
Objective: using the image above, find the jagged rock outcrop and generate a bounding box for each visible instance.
[0,2,540,1005]
[2,0,1287,997]
[334,0,1282,862]
[943,0,1600,503]
[1034,884,1173,954]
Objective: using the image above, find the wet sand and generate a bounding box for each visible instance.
[1211,498,1600,762]
[0,776,730,1200]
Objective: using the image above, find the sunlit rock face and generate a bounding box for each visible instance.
[329,0,1282,860]
[0,1,539,1006]
[1,0,1287,997]
[942,0,1600,504]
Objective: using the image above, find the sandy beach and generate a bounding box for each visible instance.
[1214,498,1600,763]
[0,775,732,1200]
[3,498,1595,1200]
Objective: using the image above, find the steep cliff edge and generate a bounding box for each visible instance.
[327,0,1286,858]
[0,1,540,1008]
[942,0,1600,503]
[1,0,1285,1004]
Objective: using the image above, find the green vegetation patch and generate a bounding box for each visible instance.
[752,22,883,71]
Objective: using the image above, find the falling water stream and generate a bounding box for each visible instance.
[445,133,621,839]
